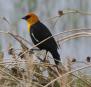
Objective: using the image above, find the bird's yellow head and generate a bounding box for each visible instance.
[22,13,39,32]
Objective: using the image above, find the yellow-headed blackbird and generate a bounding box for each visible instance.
[22,13,60,65]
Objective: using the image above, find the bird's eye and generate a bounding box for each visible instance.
[26,15,31,19]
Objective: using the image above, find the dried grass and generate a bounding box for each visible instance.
[0,9,91,87]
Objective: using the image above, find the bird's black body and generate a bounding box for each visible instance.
[30,21,60,65]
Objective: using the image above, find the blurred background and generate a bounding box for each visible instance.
[0,0,91,63]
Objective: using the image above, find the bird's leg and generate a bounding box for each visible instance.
[43,51,48,62]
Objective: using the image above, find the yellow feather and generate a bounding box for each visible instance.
[26,13,39,32]
[27,23,31,32]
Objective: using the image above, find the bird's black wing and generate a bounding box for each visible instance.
[30,21,58,50]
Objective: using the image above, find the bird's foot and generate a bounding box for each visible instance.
[43,57,49,63]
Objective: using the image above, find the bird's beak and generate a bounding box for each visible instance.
[21,16,27,20]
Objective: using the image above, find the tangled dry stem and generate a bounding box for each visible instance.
[0,9,91,87]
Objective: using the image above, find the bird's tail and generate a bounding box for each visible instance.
[50,50,61,65]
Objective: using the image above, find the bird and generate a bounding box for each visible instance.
[22,12,61,65]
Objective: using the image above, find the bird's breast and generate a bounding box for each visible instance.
[27,23,32,32]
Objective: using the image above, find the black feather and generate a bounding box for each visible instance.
[30,21,60,65]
